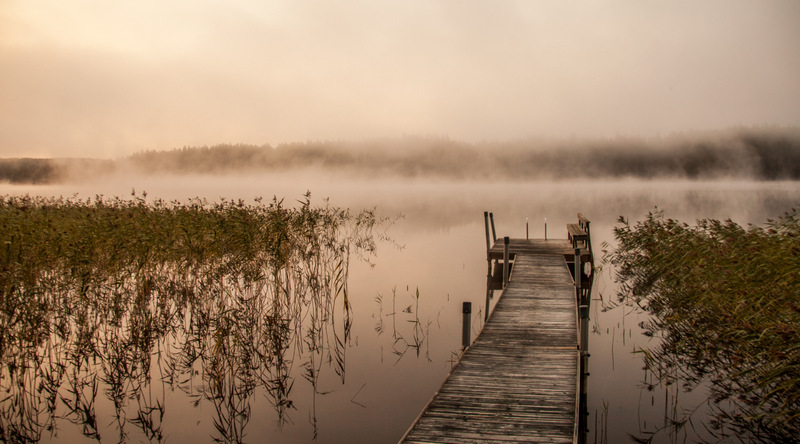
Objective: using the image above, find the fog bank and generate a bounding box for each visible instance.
[2,127,800,185]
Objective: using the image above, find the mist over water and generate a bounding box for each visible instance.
[2,163,797,442]
[3,127,800,185]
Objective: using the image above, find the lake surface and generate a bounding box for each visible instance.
[2,175,798,443]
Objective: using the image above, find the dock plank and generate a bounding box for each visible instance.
[400,249,580,443]
[487,239,591,262]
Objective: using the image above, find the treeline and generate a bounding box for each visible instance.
[125,126,800,180]
[0,158,115,184]
[4,127,800,184]
[0,158,60,184]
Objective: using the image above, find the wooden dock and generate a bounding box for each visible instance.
[400,215,592,444]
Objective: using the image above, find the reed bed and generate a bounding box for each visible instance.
[606,208,800,442]
[0,193,381,442]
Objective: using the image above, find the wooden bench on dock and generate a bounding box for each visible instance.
[567,213,591,252]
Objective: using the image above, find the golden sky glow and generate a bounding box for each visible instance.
[1,0,799,158]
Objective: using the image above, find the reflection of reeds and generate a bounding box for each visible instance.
[384,287,434,364]
[592,399,609,444]
[0,193,383,442]
[373,293,384,336]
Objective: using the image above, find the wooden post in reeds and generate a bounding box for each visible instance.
[462,302,472,350]
[503,237,510,288]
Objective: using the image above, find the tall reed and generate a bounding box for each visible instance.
[606,209,800,442]
[0,193,382,442]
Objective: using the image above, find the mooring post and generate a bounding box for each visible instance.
[526,217,529,240]
[503,237,510,288]
[544,217,547,240]
[489,213,497,243]
[462,302,472,350]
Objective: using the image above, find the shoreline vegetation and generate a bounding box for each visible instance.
[3,126,800,184]
[0,193,385,442]
[606,209,800,442]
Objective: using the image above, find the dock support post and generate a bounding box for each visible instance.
[576,244,590,442]
[579,305,589,352]
[574,247,581,300]
[585,219,592,255]
[462,302,472,350]
[526,218,529,240]
[484,212,493,322]
[490,213,497,243]
[503,237,510,288]
[483,211,492,322]
[483,212,491,253]
[579,323,590,443]
[544,218,547,240]
[485,259,492,323]
[579,302,590,440]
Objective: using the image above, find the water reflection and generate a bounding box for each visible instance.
[2,265,359,442]
[2,179,798,443]
[373,286,433,365]
[0,196,376,443]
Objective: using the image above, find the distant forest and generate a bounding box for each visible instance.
[3,127,800,184]
[0,158,116,185]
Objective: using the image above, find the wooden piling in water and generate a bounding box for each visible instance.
[462,302,472,350]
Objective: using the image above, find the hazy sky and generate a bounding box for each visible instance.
[2,1,799,158]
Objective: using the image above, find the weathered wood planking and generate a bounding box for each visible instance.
[401,253,579,444]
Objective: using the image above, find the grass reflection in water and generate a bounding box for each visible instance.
[0,193,384,443]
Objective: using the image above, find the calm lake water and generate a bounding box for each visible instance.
[2,175,798,443]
